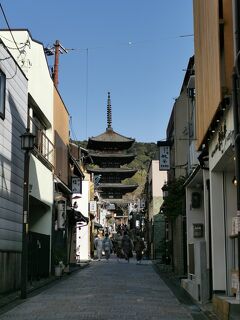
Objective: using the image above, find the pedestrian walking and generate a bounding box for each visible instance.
[134,236,145,264]
[102,233,113,261]
[115,231,123,260]
[121,231,133,262]
[94,233,103,261]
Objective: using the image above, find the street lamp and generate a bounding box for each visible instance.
[20,128,35,299]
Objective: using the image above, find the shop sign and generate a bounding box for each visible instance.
[72,177,81,193]
[89,201,97,213]
[57,200,66,229]
[159,145,170,170]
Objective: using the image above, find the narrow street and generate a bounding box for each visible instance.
[0,257,203,320]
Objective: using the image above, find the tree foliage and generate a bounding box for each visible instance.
[163,176,186,218]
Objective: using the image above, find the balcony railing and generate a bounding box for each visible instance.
[29,116,54,169]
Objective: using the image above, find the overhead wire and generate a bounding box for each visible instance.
[69,116,78,142]
[64,33,193,141]
[0,3,23,57]
[65,34,193,53]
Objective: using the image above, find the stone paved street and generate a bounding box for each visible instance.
[0,258,194,320]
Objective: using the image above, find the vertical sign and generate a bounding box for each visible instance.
[57,200,66,229]
[159,145,170,170]
[89,201,97,213]
[72,177,81,193]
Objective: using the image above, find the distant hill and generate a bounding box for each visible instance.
[123,142,158,198]
[74,140,158,199]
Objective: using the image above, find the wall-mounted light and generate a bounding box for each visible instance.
[232,176,237,186]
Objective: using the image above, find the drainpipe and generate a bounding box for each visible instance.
[233,0,240,301]
[206,179,213,300]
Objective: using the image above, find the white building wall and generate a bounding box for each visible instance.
[75,180,90,261]
[148,160,167,220]
[29,155,53,235]
[0,30,55,236]
[152,160,167,197]
[208,106,235,293]
[0,30,54,141]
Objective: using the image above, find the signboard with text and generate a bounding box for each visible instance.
[71,177,81,193]
[159,145,170,170]
[89,201,97,213]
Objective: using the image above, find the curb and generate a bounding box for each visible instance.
[153,262,219,320]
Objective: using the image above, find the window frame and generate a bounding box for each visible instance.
[0,69,6,120]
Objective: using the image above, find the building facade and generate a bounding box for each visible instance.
[0,41,28,293]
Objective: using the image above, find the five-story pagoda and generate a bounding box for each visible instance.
[87,92,138,203]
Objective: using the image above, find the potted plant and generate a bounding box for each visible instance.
[52,248,66,277]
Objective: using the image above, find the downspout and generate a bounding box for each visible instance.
[232,0,240,300]
[206,179,213,300]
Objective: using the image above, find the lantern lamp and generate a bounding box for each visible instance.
[20,128,35,151]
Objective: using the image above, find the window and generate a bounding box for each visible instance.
[0,70,6,120]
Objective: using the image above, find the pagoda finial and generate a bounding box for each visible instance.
[107,91,112,129]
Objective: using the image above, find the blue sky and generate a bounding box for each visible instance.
[0,0,193,143]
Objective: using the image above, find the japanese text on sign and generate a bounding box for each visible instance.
[159,146,170,170]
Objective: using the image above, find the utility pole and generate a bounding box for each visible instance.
[44,40,68,88]
[53,40,60,88]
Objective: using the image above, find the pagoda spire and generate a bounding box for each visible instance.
[107,92,112,129]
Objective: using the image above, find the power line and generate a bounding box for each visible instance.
[0,3,23,57]
[65,34,193,53]
[69,116,78,142]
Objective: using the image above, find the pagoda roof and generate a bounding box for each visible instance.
[89,152,136,159]
[87,167,137,174]
[89,152,135,165]
[87,128,135,150]
[98,183,138,193]
[87,167,137,179]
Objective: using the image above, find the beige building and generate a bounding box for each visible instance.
[147,160,167,221]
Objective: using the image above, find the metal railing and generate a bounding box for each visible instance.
[29,116,54,168]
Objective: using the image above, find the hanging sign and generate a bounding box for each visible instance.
[89,201,97,213]
[72,177,81,193]
[57,200,66,229]
[159,145,170,170]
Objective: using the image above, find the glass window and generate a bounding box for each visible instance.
[0,70,6,120]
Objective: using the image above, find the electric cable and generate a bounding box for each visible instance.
[65,34,193,52]
[0,3,23,57]
[69,115,78,142]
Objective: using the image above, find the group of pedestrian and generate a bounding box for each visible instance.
[94,232,113,261]
[94,230,145,264]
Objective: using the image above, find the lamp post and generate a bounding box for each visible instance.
[20,128,35,299]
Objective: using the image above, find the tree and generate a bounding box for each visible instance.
[163,176,186,218]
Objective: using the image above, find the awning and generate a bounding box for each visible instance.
[67,208,89,225]
[54,176,72,195]
[69,153,85,179]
